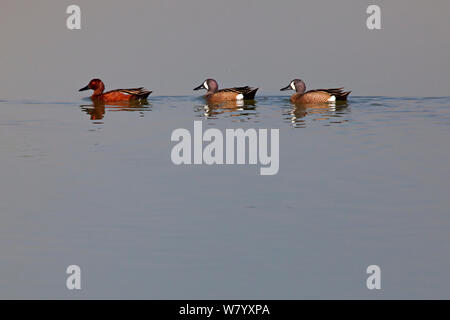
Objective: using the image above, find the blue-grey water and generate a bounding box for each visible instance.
[0,96,449,299]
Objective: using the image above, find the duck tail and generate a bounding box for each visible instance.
[337,90,351,101]
[244,88,258,100]
[137,90,152,99]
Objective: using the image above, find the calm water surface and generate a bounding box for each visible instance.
[0,96,449,299]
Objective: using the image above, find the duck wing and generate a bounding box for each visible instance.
[218,86,247,93]
[116,88,152,95]
[107,87,152,99]
[308,88,351,100]
[218,86,259,99]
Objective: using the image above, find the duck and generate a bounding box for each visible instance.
[79,78,152,102]
[194,78,258,103]
[281,79,350,104]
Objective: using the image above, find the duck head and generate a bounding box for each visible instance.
[194,78,219,93]
[281,79,306,94]
[79,78,105,95]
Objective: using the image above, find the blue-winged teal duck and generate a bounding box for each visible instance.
[194,78,258,103]
[281,79,351,104]
[79,79,152,102]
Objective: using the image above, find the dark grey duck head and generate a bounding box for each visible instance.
[280,79,306,94]
[194,78,219,93]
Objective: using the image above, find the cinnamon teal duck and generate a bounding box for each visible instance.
[79,79,152,102]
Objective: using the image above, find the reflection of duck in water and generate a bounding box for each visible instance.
[194,78,258,103]
[280,79,350,104]
[81,102,105,120]
[80,99,150,121]
[199,100,257,119]
[79,78,152,102]
[284,102,350,127]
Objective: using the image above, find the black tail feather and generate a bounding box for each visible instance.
[244,88,258,100]
[138,91,152,99]
[338,91,351,101]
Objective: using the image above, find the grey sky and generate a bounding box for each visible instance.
[0,0,449,100]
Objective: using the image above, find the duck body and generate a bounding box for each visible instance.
[94,88,152,103]
[79,79,152,102]
[281,79,351,104]
[194,79,258,103]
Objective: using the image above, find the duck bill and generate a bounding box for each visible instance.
[280,84,292,91]
[79,85,90,92]
[193,84,204,91]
